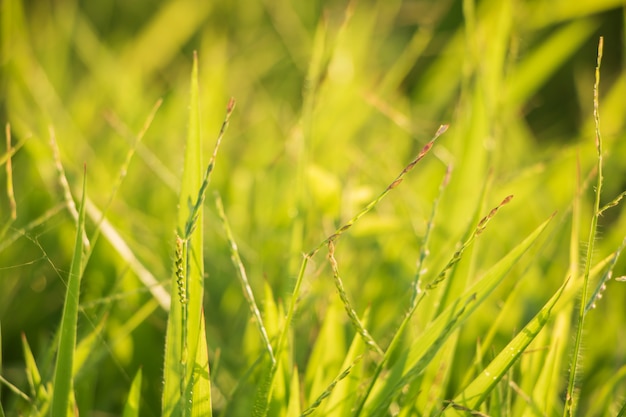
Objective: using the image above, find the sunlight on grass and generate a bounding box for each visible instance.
[1,0,625,416]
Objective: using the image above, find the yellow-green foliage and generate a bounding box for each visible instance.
[1,0,626,416]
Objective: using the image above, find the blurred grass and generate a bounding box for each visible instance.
[1,0,626,416]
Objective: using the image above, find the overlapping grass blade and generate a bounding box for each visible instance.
[50,166,86,417]
[355,191,512,414]
[358,213,554,415]
[215,193,275,364]
[444,278,568,414]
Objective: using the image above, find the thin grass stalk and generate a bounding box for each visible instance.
[327,241,383,356]
[5,123,16,220]
[410,164,453,310]
[300,355,363,417]
[362,293,478,416]
[0,203,65,252]
[307,124,448,258]
[215,193,276,365]
[564,36,604,417]
[87,98,162,259]
[50,166,86,417]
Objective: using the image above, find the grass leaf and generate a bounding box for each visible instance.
[50,166,87,417]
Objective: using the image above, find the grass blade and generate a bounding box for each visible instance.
[301,356,362,417]
[358,213,554,415]
[163,53,233,416]
[445,278,568,413]
[122,369,142,417]
[50,166,87,417]
[162,51,207,417]
[564,36,604,417]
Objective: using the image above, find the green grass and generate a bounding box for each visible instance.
[1,0,626,416]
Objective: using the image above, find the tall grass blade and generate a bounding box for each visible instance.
[327,241,383,356]
[122,369,142,417]
[564,36,604,417]
[50,166,87,417]
[163,56,234,416]
[445,278,568,413]
[163,51,212,417]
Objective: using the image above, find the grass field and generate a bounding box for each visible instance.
[1,0,626,416]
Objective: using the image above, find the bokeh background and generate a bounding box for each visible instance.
[1,0,625,415]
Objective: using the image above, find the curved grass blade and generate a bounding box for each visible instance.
[50,166,87,417]
[444,278,568,413]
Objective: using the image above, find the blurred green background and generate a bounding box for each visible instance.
[1,0,625,415]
